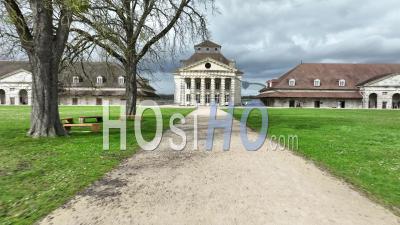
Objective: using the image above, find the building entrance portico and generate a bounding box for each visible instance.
[173,41,243,106]
[180,76,233,106]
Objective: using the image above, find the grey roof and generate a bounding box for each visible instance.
[0,61,155,92]
[60,62,124,88]
[0,61,31,77]
[194,40,221,48]
[182,52,231,66]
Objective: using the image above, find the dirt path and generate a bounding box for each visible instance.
[40,108,400,225]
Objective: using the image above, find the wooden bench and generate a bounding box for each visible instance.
[79,116,103,123]
[61,118,74,124]
[63,123,101,133]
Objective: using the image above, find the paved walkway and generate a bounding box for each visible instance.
[40,108,399,225]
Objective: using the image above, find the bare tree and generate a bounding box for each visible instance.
[71,0,213,115]
[1,0,87,137]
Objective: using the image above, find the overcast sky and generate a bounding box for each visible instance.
[150,0,400,95]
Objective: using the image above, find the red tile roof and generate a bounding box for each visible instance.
[258,91,363,99]
[269,63,400,90]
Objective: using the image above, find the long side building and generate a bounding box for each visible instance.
[0,61,157,106]
[258,63,400,109]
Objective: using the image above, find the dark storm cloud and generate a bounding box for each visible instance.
[207,0,400,82]
[147,0,400,94]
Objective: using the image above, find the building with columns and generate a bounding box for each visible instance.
[258,63,400,109]
[173,41,243,106]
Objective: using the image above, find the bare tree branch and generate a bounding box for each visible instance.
[69,0,214,115]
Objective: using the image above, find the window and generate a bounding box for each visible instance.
[216,83,220,90]
[186,82,191,90]
[382,92,388,95]
[72,98,78,105]
[206,82,210,90]
[314,79,321,87]
[339,79,346,87]
[72,76,80,84]
[10,88,15,91]
[205,63,211,69]
[196,94,201,103]
[289,79,296,87]
[206,48,209,51]
[196,82,201,90]
[289,100,295,108]
[118,76,125,85]
[96,76,104,84]
[225,94,230,103]
[0,89,5,105]
[215,94,220,104]
[96,98,103,106]
[339,101,346,109]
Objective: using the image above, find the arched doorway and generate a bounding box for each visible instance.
[0,89,5,105]
[19,89,28,105]
[368,93,377,109]
[393,93,400,109]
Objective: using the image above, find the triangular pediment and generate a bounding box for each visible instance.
[363,73,400,87]
[0,69,32,83]
[180,58,235,72]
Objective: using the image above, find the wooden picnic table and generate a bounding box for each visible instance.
[61,118,74,124]
[79,116,103,123]
[63,123,101,133]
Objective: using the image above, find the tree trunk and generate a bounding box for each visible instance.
[126,63,138,116]
[28,57,67,137]
[27,1,67,137]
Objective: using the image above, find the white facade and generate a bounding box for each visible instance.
[0,70,153,106]
[259,63,400,109]
[0,70,32,105]
[360,73,400,109]
[173,42,243,106]
[267,98,362,109]
[261,74,400,109]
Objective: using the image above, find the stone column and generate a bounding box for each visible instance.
[230,78,236,105]
[200,78,205,106]
[174,77,180,104]
[220,78,225,106]
[179,77,187,105]
[211,77,216,105]
[179,78,184,105]
[28,90,32,106]
[4,91,9,105]
[376,94,382,109]
[191,78,196,106]
[15,89,20,105]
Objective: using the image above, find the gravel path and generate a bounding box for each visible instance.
[40,108,400,225]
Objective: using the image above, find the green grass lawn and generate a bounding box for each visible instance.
[0,106,193,225]
[233,108,400,213]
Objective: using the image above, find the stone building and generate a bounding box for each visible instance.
[173,41,243,106]
[0,61,156,106]
[258,63,400,109]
